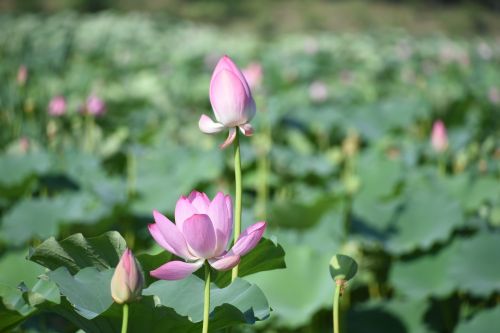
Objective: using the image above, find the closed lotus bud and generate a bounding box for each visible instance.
[85,94,106,116]
[242,62,263,91]
[199,55,257,148]
[48,96,67,117]
[431,120,448,153]
[111,249,144,304]
[17,65,28,86]
[210,55,256,127]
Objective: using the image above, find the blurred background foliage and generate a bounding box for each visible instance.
[0,0,499,332]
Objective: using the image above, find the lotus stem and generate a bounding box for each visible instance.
[202,263,211,333]
[232,131,242,281]
[121,303,129,333]
[333,280,342,333]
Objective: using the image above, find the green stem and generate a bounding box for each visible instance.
[333,282,341,333]
[202,263,211,333]
[121,303,129,333]
[438,156,446,176]
[232,131,242,281]
[84,114,93,152]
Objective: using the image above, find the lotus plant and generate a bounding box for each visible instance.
[199,55,256,149]
[111,249,144,333]
[17,65,28,86]
[48,96,67,117]
[242,62,263,91]
[199,55,258,281]
[149,191,266,333]
[431,119,448,153]
[431,119,449,175]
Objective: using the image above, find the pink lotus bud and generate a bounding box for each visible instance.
[303,37,319,55]
[19,137,30,153]
[309,80,328,103]
[242,62,263,90]
[48,96,67,117]
[85,94,106,116]
[199,55,256,149]
[17,65,28,86]
[489,87,499,105]
[111,249,144,304]
[431,120,448,153]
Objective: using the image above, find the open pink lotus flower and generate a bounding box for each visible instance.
[199,55,256,149]
[149,191,266,280]
[431,120,448,153]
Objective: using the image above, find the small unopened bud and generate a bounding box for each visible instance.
[111,249,144,304]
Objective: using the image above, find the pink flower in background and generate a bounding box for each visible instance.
[110,249,144,304]
[17,65,28,86]
[303,37,319,55]
[48,96,67,116]
[488,87,499,105]
[431,120,448,153]
[477,42,493,60]
[199,55,256,149]
[309,80,328,103]
[242,62,263,90]
[149,191,266,280]
[85,94,106,116]
[19,137,30,153]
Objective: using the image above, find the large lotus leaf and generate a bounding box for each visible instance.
[0,192,123,245]
[0,301,26,332]
[449,232,500,297]
[352,196,401,243]
[445,174,500,212]
[52,151,127,206]
[269,194,334,229]
[348,97,429,141]
[390,231,500,299]
[246,242,334,328]
[28,231,126,274]
[389,244,456,300]
[132,146,223,214]
[143,275,270,324]
[0,250,45,289]
[271,145,334,177]
[0,198,64,245]
[455,306,500,333]
[356,149,404,199]
[59,295,254,333]
[47,267,114,319]
[385,185,463,254]
[347,299,430,333]
[0,151,51,189]
[212,237,286,286]
[0,278,60,332]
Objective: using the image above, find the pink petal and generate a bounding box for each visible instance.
[210,69,249,126]
[150,210,195,260]
[219,128,237,149]
[174,196,197,233]
[212,55,251,97]
[230,222,266,256]
[150,260,204,280]
[182,214,217,259]
[199,114,225,134]
[239,123,254,136]
[208,192,233,255]
[208,254,240,271]
[187,191,210,213]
